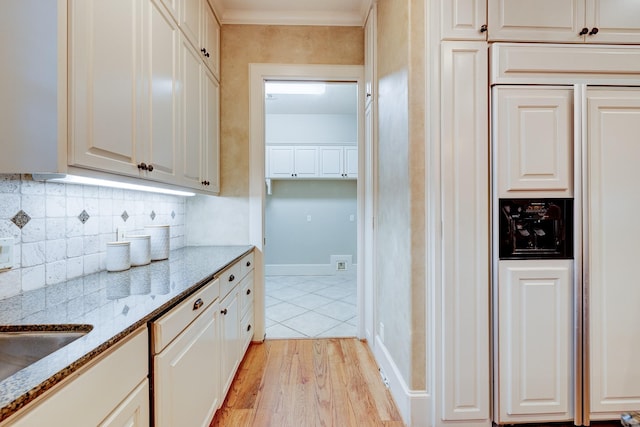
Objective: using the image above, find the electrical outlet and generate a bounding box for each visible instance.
[349,214,355,222]
[0,237,14,270]
[336,260,347,271]
[117,227,128,241]
[379,322,385,343]
[306,215,311,222]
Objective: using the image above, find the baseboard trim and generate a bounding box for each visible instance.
[373,336,430,427]
[265,264,357,276]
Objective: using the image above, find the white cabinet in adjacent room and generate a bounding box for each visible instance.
[488,0,640,44]
[497,260,573,424]
[266,146,319,178]
[318,146,358,178]
[494,87,573,198]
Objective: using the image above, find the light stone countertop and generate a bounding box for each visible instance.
[0,245,253,422]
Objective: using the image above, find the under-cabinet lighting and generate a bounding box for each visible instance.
[265,82,326,95]
[31,174,196,197]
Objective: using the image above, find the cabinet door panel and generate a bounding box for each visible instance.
[495,87,573,197]
[202,69,220,193]
[179,37,203,187]
[498,260,572,423]
[442,0,487,40]
[202,3,220,78]
[267,147,295,178]
[220,291,240,398]
[345,147,358,177]
[147,0,180,182]
[488,0,585,43]
[319,147,343,177]
[587,89,640,418]
[154,303,220,427]
[294,147,319,177]
[441,42,490,422]
[586,0,640,44]
[99,380,149,427]
[69,0,143,176]
[180,0,200,49]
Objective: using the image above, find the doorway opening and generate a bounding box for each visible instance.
[263,81,358,338]
[248,64,369,342]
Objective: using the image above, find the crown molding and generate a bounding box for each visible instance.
[220,9,366,26]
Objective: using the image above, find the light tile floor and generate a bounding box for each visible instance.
[265,274,357,339]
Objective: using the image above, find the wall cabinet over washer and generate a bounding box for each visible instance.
[266,145,357,179]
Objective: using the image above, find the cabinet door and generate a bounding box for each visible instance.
[180,0,201,49]
[488,0,586,43]
[494,87,573,197]
[319,147,344,178]
[146,0,180,183]
[440,41,490,422]
[69,0,144,176]
[293,147,319,177]
[157,0,180,23]
[344,147,358,178]
[267,146,295,178]
[202,2,220,78]
[585,0,640,44]
[179,36,204,189]
[202,68,220,193]
[220,290,240,398]
[497,260,573,423]
[99,380,149,427]
[154,303,220,427]
[441,0,488,40]
[587,88,640,418]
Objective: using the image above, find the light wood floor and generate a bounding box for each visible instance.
[210,338,404,427]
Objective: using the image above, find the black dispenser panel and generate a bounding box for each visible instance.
[499,199,573,260]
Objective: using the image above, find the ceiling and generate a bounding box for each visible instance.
[265,82,358,115]
[208,0,372,26]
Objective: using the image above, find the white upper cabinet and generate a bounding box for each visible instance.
[266,146,319,178]
[488,0,640,44]
[69,0,145,177]
[441,0,488,40]
[180,0,220,79]
[319,146,358,178]
[202,68,220,193]
[494,87,573,197]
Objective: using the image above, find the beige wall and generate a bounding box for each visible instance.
[376,0,426,390]
[187,25,363,245]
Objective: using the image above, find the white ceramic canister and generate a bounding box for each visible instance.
[106,241,131,272]
[144,225,170,261]
[127,234,151,266]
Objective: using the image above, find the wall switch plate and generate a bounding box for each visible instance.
[0,237,14,270]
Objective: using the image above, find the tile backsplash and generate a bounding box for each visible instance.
[0,174,186,299]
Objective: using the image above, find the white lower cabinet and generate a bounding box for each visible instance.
[497,260,573,424]
[4,328,149,427]
[154,302,221,427]
[220,288,240,398]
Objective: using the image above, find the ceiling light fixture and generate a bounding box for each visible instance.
[265,82,326,95]
[31,173,196,197]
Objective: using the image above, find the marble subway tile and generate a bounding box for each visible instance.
[46,260,67,285]
[67,237,84,258]
[21,242,45,267]
[45,195,66,217]
[21,218,45,243]
[66,256,83,280]
[45,218,66,240]
[45,239,66,262]
[21,195,45,218]
[0,195,20,219]
[0,270,21,299]
[21,265,46,292]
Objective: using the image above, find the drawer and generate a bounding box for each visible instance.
[240,305,254,353]
[240,270,254,316]
[151,278,220,353]
[219,260,241,298]
[239,251,254,279]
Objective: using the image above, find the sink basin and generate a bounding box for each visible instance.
[0,325,93,382]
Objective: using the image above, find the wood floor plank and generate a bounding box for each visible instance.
[210,338,404,427]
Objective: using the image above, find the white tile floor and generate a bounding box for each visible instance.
[265,274,357,339]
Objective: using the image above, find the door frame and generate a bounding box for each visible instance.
[248,63,369,340]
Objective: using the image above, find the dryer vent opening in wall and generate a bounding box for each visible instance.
[330,255,352,273]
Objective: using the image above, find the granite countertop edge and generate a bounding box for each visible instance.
[0,245,254,422]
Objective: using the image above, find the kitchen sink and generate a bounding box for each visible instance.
[0,325,93,382]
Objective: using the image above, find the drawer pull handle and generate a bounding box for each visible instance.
[579,27,589,36]
[246,261,251,267]
[246,289,251,295]
[221,308,228,315]
[229,274,235,282]
[193,298,204,310]
[247,324,252,332]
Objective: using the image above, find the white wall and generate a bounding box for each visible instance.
[264,180,356,268]
[266,114,357,144]
[0,174,186,299]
